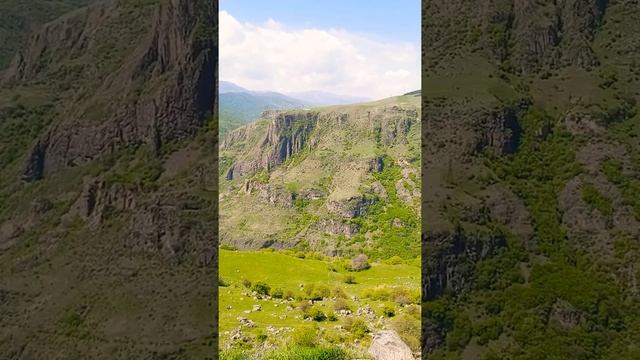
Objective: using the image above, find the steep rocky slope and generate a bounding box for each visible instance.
[0,0,99,69]
[423,0,640,358]
[0,0,217,358]
[220,94,421,260]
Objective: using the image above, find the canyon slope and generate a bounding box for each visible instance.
[423,0,640,358]
[0,0,217,358]
[220,94,421,260]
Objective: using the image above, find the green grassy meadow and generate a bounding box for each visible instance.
[219,249,421,358]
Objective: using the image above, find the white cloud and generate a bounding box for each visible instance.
[219,11,420,100]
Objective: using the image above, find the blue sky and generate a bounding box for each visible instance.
[219,1,420,99]
[219,0,421,44]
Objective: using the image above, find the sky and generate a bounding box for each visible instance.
[219,0,420,100]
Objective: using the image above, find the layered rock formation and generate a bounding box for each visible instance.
[423,0,640,358]
[0,0,217,357]
[220,95,421,258]
[6,0,216,181]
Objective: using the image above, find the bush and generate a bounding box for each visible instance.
[220,350,249,360]
[298,301,312,315]
[350,254,370,271]
[304,284,331,301]
[343,275,356,284]
[332,286,347,299]
[252,282,271,296]
[333,298,351,311]
[385,256,404,265]
[241,278,252,289]
[362,286,418,305]
[309,307,327,322]
[382,304,396,317]
[391,314,421,351]
[290,327,317,347]
[327,311,337,321]
[272,288,284,299]
[285,289,296,300]
[264,346,347,360]
[219,277,229,287]
[344,318,369,339]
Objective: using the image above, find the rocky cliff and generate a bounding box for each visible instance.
[0,0,217,358]
[220,95,421,259]
[423,0,640,358]
[2,0,216,181]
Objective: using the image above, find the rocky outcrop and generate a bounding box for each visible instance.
[423,228,506,300]
[425,0,608,74]
[327,195,376,218]
[315,219,359,238]
[12,0,215,181]
[369,330,415,360]
[129,193,215,264]
[241,179,295,207]
[424,100,525,161]
[547,299,587,330]
[225,112,318,180]
[69,178,137,223]
[510,0,607,73]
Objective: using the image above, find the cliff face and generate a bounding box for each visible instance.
[224,111,318,180]
[219,95,421,259]
[425,0,607,74]
[424,0,640,358]
[0,0,217,358]
[4,0,215,181]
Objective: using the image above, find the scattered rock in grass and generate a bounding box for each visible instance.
[368,330,414,360]
[237,317,255,327]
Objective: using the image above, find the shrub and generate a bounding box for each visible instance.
[220,350,249,360]
[385,256,403,265]
[382,304,396,317]
[241,278,252,289]
[272,288,284,299]
[264,346,347,360]
[304,284,331,300]
[332,287,347,299]
[327,311,337,321]
[285,290,296,300]
[219,277,229,287]
[362,286,418,305]
[350,254,370,271]
[309,307,327,322]
[298,301,312,314]
[344,318,369,339]
[252,282,271,296]
[290,327,317,347]
[333,298,351,311]
[343,275,356,284]
[391,314,421,351]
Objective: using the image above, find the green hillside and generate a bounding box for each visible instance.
[0,0,217,358]
[423,1,640,359]
[219,93,422,356]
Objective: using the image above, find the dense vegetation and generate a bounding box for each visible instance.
[423,1,640,357]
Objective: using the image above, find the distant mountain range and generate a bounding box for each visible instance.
[219,81,373,135]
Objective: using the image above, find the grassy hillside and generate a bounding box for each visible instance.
[219,249,421,358]
[220,94,421,259]
[219,93,422,357]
